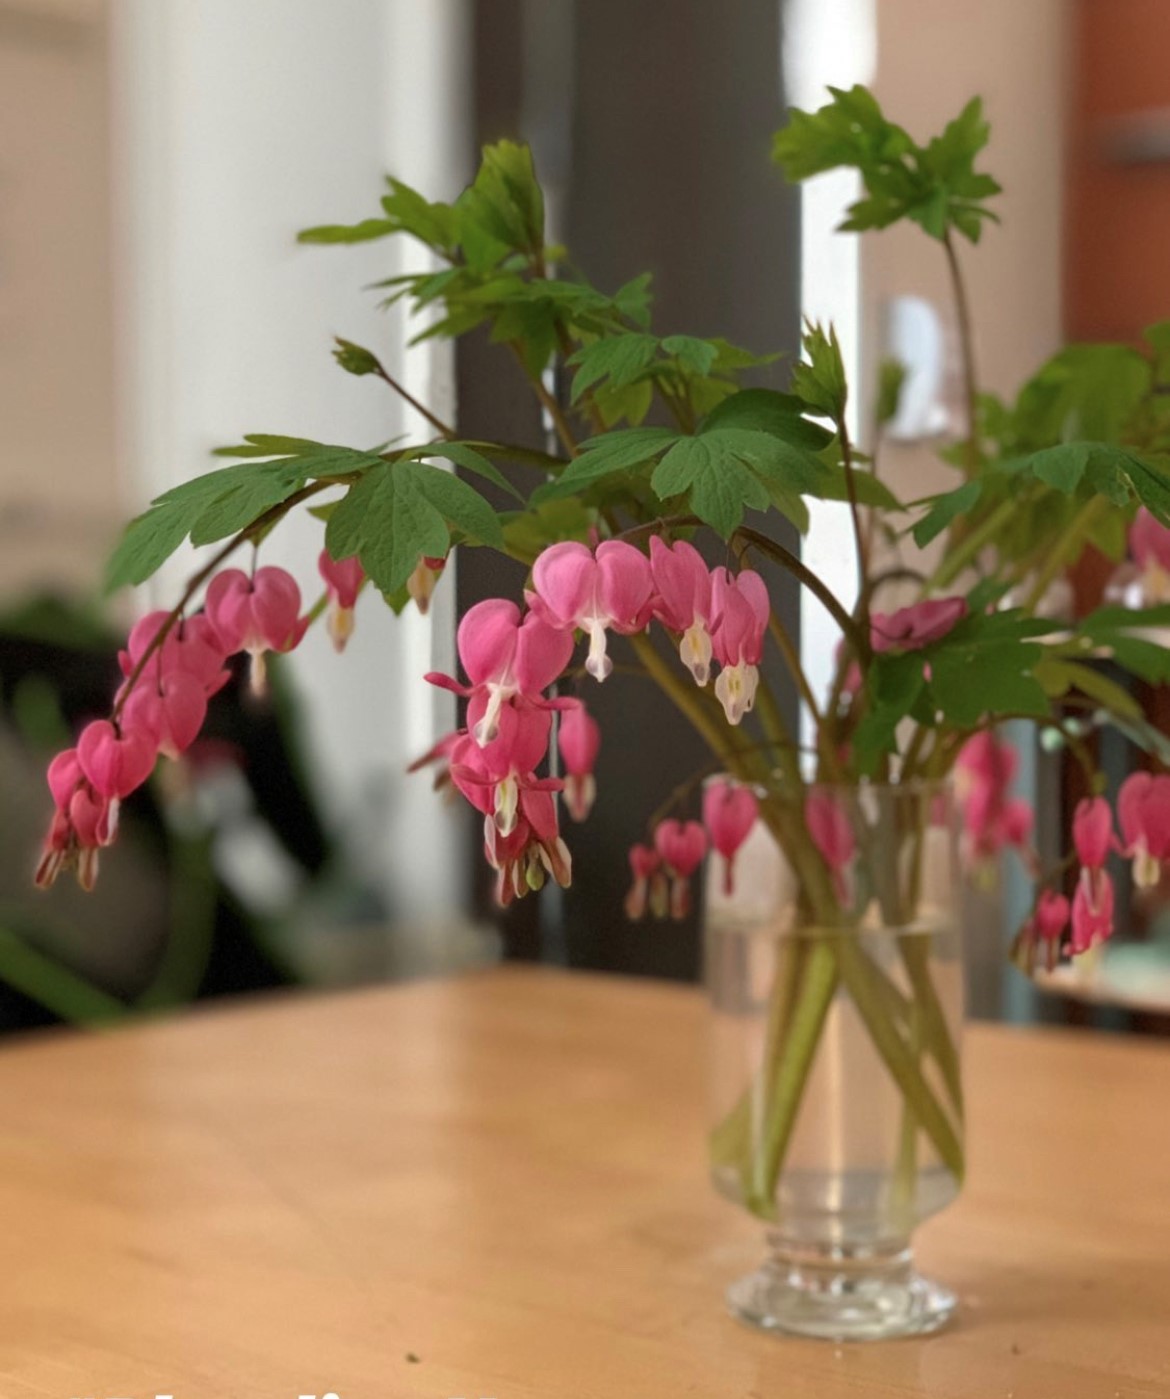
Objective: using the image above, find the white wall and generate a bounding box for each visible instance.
[109,0,471,922]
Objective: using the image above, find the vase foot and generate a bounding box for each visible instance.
[726,1239,956,1342]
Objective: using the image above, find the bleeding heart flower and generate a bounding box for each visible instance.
[407,554,446,616]
[483,788,572,906]
[650,537,714,685]
[47,748,83,811]
[805,789,855,904]
[76,720,158,800]
[870,597,966,653]
[119,612,229,696]
[653,819,708,920]
[710,567,769,725]
[204,566,308,694]
[702,779,759,895]
[427,598,574,746]
[557,703,601,822]
[451,699,556,837]
[624,843,664,921]
[1013,888,1071,974]
[318,551,365,652]
[36,752,118,892]
[1070,869,1114,955]
[121,670,209,760]
[955,732,1035,870]
[528,540,654,682]
[1118,771,1170,889]
[1072,796,1114,870]
[1036,888,1070,948]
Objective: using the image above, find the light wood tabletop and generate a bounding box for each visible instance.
[0,966,1168,1398]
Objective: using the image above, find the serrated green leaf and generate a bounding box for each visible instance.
[407,441,525,503]
[189,473,303,547]
[568,333,659,402]
[661,334,718,377]
[326,469,451,599]
[773,86,999,245]
[652,436,770,537]
[793,322,847,420]
[105,504,192,592]
[410,463,503,547]
[532,427,677,502]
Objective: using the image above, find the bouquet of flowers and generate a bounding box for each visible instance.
[33,88,1170,1252]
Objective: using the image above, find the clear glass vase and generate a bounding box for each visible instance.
[705,780,965,1341]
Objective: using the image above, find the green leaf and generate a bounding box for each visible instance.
[380,177,458,251]
[1035,657,1142,720]
[532,427,677,502]
[327,467,451,599]
[702,388,834,450]
[105,504,192,592]
[929,642,1049,725]
[412,464,502,547]
[297,218,397,245]
[661,334,718,377]
[568,333,659,402]
[612,273,654,328]
[773,86,999,245]
[652,435,770,537]
[792,321,847,420]
[876,358,907,426]
[459,140,545,254]
[406,441,526,503]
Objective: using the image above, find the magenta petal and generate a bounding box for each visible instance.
[204,570,253,654]
[1072,796,1113,869]
[805,790,855,871]
[595,540,654,631]
[250,567,304,651]
[1118,772,1150,853]
[512,613,575,694]
[557,704,601,776]
[650,536,710,631]
[77,720,158,800]
[519,787,560,843]
[318,550,364,608]
[159,672,209,755]
[653,818,708,878]
[702,779,759,860]
[457,598,521,684]
[47,749,83,810]
[531,542,596,627]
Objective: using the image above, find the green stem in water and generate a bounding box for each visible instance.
[834,936,965,1184]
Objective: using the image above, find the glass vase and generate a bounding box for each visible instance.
[705,780,965,1341]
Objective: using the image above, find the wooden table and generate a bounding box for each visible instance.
[1,967,1168,1398]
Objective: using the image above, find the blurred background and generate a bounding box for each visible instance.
[1,0,1166,1035]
